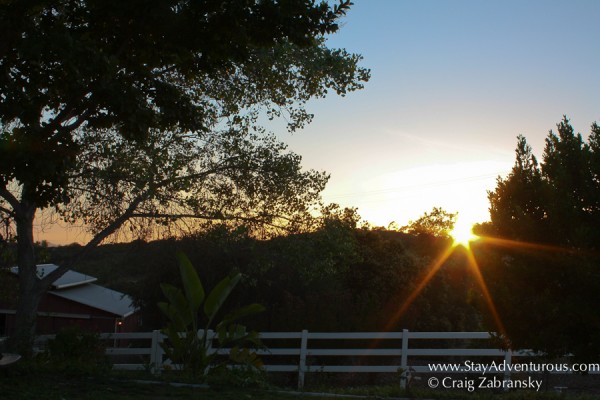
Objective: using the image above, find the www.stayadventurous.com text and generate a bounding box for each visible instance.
[425,360,600,392]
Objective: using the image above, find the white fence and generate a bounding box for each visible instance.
[38,330,531,389]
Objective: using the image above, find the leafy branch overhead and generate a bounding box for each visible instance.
[57,118,332,239]
[0,0,368,353]
[0,0,368,208]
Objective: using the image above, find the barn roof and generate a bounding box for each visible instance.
[49,283,136,318]
[10,264,98,289]
[10,264,136,318]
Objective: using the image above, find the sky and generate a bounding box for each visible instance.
[280,0,600,229]
[36,0,600,245]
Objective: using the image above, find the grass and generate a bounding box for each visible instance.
[0,374,306,400]
[310,383,600,400]
[0,369,338,400]
[3,368,600,400]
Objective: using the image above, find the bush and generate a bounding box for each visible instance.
[206,364,269,389]
[41,326,111,376]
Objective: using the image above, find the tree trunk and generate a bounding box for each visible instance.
[8,202,48,357]
[5,188,141,355]
[11,282,45,357]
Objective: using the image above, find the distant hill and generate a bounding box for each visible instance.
[15,229,482,333]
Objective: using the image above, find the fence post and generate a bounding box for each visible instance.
[298,329,309,390]
[206,329,214,355]
[199,329,215,375]
[400,329,409,389]
[150,329,163,375]
[503,349,512,384]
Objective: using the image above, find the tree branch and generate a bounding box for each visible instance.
[45,94,95,142]
[0,184,20,214]
[130,211,290,231]
[153,157,240,188]
[0,205,15,217]
[131,212,221,220]
[42,191,151,286]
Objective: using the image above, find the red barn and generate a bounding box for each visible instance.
[0,264,139,336]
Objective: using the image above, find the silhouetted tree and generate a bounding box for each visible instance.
[0,0,369,354]
[483,116,600,360]
[401,207,456,238]
[487,135,547,242]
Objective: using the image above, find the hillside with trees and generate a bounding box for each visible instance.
[45,207,483,335]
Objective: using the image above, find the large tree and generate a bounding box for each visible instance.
[401,207,457,238]
[487,135,547,242]
[0,0,369,353]
[483,117,600,359]
[488,117,600,247]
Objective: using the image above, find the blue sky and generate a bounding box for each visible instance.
[284,0,600,228]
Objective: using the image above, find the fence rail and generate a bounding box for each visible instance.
[36,329,534,389]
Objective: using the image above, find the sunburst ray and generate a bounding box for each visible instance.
[464,248,507,338]
[382,244,455,332]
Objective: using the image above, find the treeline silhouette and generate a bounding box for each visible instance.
[49,223,482,334]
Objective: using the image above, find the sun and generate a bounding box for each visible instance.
[450,218,478,248]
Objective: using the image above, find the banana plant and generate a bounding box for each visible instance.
[158,252,264,378]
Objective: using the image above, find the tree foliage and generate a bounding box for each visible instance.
[487,135,546,241]
[483,116,600,360]
[0,0,369,353]
[401,207,457,238]
[62,213,482,335]
[488,117,600,248]
[58,121,330,240]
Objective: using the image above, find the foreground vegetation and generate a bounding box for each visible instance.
[0,372,295,400]
[2,369,600,400]
[3,326,600,400]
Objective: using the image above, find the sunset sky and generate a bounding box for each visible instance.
[283,0,600,229]
[37,0,600,244]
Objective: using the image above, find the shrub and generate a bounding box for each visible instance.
[158,252,264,380]
[42,326,111,376]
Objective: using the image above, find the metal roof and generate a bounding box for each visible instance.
[49,283,136,318]
[11,264,136,318]
[10,264,97,289]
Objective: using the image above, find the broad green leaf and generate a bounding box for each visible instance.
[158,302,187,331]
[160,283,193,327]
[220,303,265,327]
[160,284,189,313]
[157,301,170,317]
[176,252,205,312]
[204,273,241,321]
